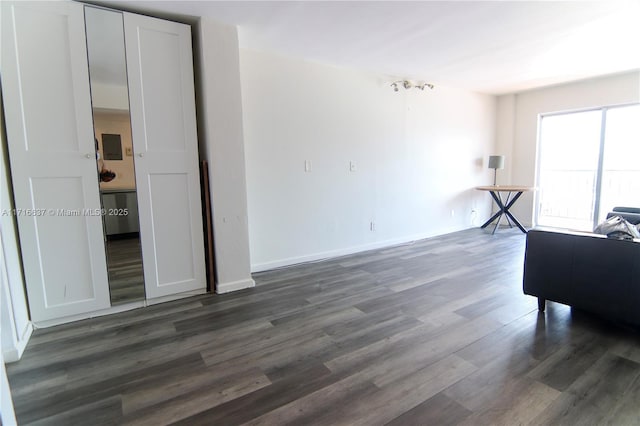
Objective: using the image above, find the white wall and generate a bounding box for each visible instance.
[497,71,640,225]
[240,50,497,271]
[1,243,20,425]
[94,110,136,190]
[194,18,255,293]
[1,94,23,425]
[495,94,516,185]
[1,350,17,426]
[1,91,32,363]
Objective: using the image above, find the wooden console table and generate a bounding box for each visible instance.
[475,185,534,234]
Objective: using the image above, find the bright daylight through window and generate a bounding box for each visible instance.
[536,103,640,231]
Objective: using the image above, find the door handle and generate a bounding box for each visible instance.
[138,153,144,158]
[86,153,93,159]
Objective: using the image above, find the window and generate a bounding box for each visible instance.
[536,104,640,231]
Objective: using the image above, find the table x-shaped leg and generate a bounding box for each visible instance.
[480,190,527,234]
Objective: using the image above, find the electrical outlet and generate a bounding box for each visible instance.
[370,221,376,231]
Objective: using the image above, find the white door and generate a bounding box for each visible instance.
[123,13,206,299]
[2,2,110,322]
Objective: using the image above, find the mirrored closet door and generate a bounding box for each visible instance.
[3,0,206,326]
[123,11,206,300]
[85,6,145,305]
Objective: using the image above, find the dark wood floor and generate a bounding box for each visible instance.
[7,228,640,425]
[106,236,145,305]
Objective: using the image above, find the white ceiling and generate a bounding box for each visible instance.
[85,6,128,87]
[97,1,640,94]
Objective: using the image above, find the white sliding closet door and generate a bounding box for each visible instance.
[123,13,206,299]
[2,2,110,322]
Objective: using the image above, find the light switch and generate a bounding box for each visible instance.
[305,160,312,172]
[350,161,357,172]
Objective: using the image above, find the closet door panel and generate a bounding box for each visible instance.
[135,28,185,153]
[148,174,195,285]
[11,6,79,153]
[30,178,100,306]
[2,1,110,322]
[124,13,206,299]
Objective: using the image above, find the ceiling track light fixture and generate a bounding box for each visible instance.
[391,80,434,92]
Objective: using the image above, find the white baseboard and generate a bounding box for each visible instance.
[251,226,469,273]
[2,322,33,363]
[216,278,255,294]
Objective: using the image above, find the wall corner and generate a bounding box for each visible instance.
[194,17,253,291]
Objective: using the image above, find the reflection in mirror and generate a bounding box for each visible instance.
[85,6,145,305]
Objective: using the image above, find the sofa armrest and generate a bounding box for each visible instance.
[523,229,576,305]
[613,207,640,215]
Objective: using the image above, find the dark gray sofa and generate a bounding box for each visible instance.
[523,228,640,326]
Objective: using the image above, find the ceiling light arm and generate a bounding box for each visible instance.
[391,80,434,92]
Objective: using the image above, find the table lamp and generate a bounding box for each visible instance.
[488,155,505,186]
